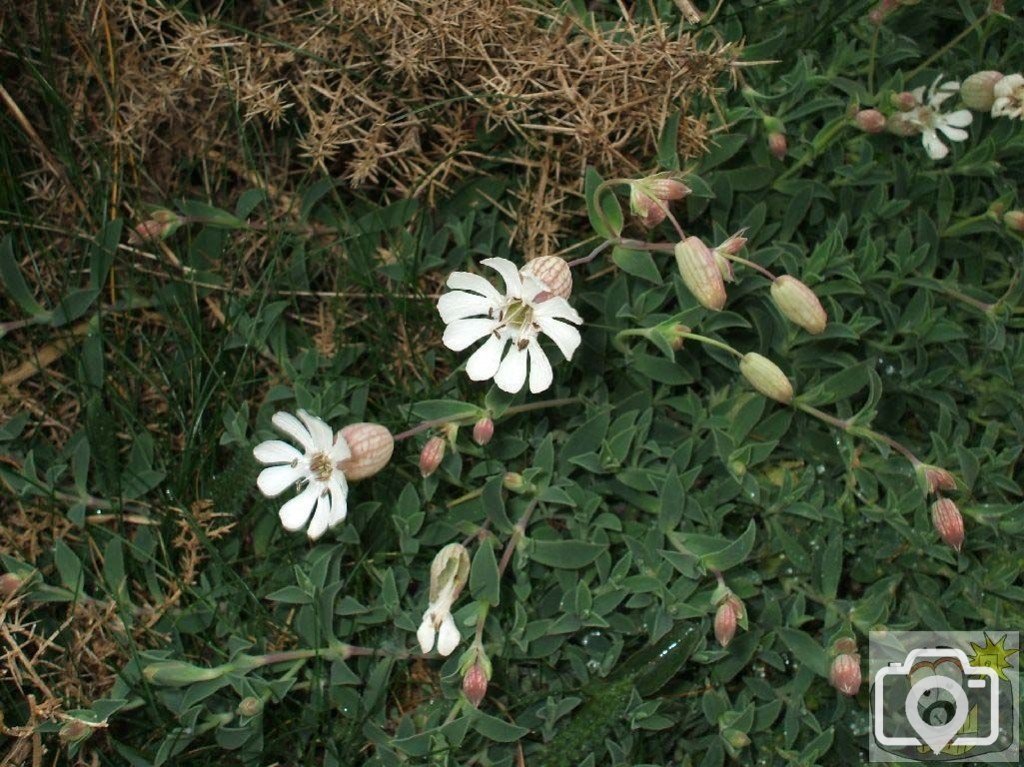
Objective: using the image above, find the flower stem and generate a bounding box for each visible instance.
[393,397,580,442]
[906,12,990,81]
[680,331,744,359]
[497,499,539,577]
[719,252,776,282]
[795,403,922,466]
[567,239,614,268]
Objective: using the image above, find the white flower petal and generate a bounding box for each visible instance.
[330,432,351,463]
[937,123,968,142]
[528,342,554,394]
[306,490,332,540]
[272,412,315,453]
[943,109,973,128]
[446,271,502,302]
[910,86,926,104]
[466,333,507,381]
[257,464,305,497]
[494,343,528,393]
[992,97,1012,117]
[298,410,334,451]
[536,317,582,360]
[994,74,1024,98]
[278,483,318,531]
[327,475,348,527]
[532,296,582,324]
[417,615,436,654]
[922,130,948,160]
[436,613,461,656]
[443,318,499,352]
[482,257,524,298]
[438,290,498,323]
[520,274,549,302]
[253,439,302,465]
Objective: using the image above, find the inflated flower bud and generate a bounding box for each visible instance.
[472,417,495,446]
[915,463,956,495]
[891,90,917,112]
[463,661,489,707]
[128,209,183,245]
[767,132,788,161]
[0,572,25,596]
[1003,210,1024,232]
[675,237,726,311]
[770,275,828,335]
[237,697,263,717]
[740,353,794,404]
[521,256,572,300]
[854,109,887,133]
[338,423,394,480]
[59,719,94,745]
[714,595,744,648]
[143,660,229,687]
[931,498,965,551]
[503,472,529,493]
[419,436,446,478]
[960,71,1004,111]
[830,648,862,696]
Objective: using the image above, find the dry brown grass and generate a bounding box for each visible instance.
[4,0,732,254]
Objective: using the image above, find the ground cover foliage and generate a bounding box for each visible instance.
[1,0,1023,765]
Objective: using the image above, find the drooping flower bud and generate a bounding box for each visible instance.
[628,175,690,228]
[891,90,918,112]
[463,661,489,707]
[715,231,748,256]
[419,436,446,478]
[960,71,1004,111]
[714,595,744,648]
[1003,210,1024,232]
[472,417,495,446]
[770,275,828,335]
[0,572,25,597]
[829,646,862,696]
[429,543,471,603]
[675,237,726,311]
[931,498,965,551]
[915,463,956,495]
[740,353,794,404]
[854,109,887,133]
[521,256,573,300]
[338,423,394,480]
[767,132,788,161]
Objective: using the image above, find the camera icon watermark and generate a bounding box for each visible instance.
[869,631,1019,762]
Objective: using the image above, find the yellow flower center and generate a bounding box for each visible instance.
[503,299,533,329]
[309,452,334,483]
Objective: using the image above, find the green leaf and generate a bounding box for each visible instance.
[528,539,606,569]
[584,167,623,239]
[612,247,662,284]
[409,399,484,422]
[668,520,756,572]
[471,710,529,742]
[657,111,682,170]
[0,235,50,319]
[777,628,828,677]
[470,539,500,606]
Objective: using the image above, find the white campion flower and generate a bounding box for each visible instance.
[437,258,582,394]
[905,76,973,160]
[992,73,1024,121]
[417,544,470,656]
[253,410,350,540]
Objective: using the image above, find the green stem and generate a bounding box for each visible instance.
[394,397,581,442]
[774,119,848,184]
[720,252,776,282]
[498,499,539,576]
[680,332,744,359]
[940,213,994,238]
[906,12,990,81]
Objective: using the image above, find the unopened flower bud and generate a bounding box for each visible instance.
[59,719,94,745]
[767,132,787,161]
[237,696,263,717]
[521,256,573,300]
[1003,210,1024,232]
[675,237,726,311]
[960,71,1004,111]
[770,275,828,335]
[338,423,394,480]
[740,353,794,404]
[714,595,744,648]
[915,463,956,495]
[463,661,489,707]
[472,417,495,446]
[628,175,690,228]
[143,660,229,687]
[128,209,183,245]
[713,252,735,282]
[829,651,862,696]
[0,572,25,596]
[891,90,917,112]
[722,729,751,749]
[657,323,690,351]
[503,472,529,493]
[429,543,471,603]
[419,436,446,478]
[715,231,748,256]
[854,109,887,133]
[931,498,965,551]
